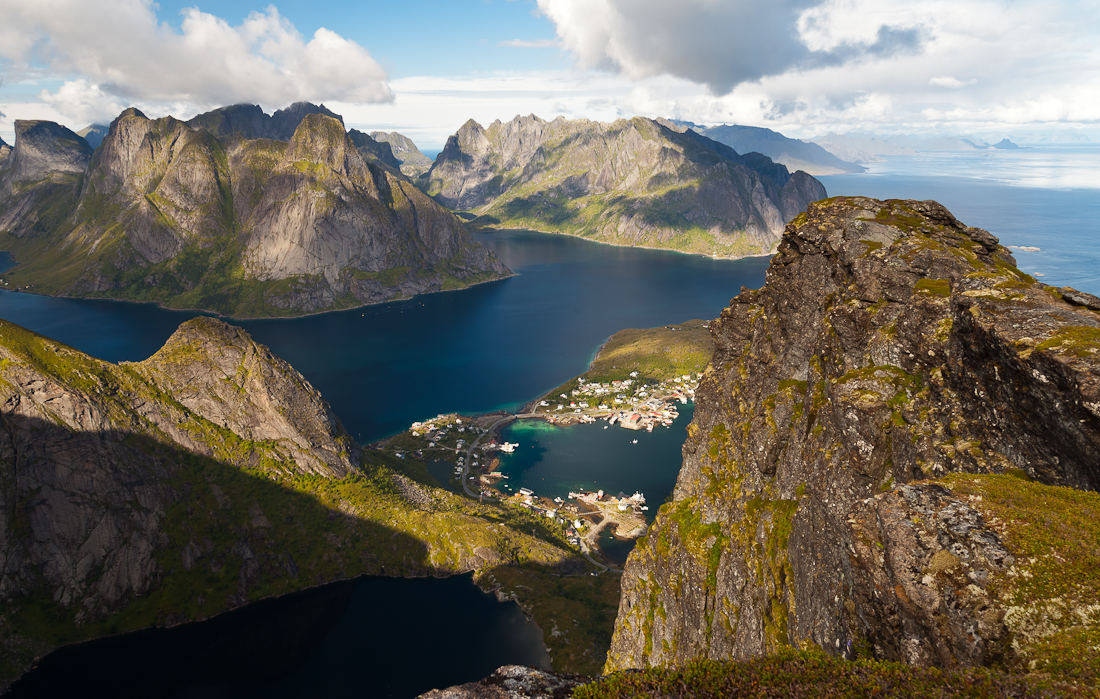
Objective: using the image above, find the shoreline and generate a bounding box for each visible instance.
[0,266,517,322]
[471,224,779,262]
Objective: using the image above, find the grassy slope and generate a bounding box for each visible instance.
[575,648,1094,699]
[541,319,712,405]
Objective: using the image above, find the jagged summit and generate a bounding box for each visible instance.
[6,120,92,184]
[608,196,1100,681]
[426,114,826,259]
[369,130,433,176]
[186,101,344,142]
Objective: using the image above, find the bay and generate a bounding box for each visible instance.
[818,144,1100,296]
[0,232,767,444]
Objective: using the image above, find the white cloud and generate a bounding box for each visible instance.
[0,0,391,121]
[39,79,126,125]
[536,0,924,95]
[930,76,977,89]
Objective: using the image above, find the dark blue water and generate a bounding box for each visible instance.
[818,144,1100,296]
[0,232,767,443]
[5,574,548,699]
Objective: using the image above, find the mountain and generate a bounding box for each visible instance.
[992,138,1022,150]
[425,115,826,259]
[0,316,577,687]
[693,124,865,175]
[77,123,110,149]
[185,101,343,141]
[0,136,10,167]
[0,105,509,317]
[605,197,1100,685]
[371,131,434,177]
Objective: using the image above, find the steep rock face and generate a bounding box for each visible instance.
[0,107,509,316]
[5,120,92,184]
[348,129,402,170]
[0,316,358,622]
[371,130,434,177]
[425,115,826,259]
[607,197,1100,672]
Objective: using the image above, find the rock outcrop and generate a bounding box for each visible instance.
[371,131,434,177]
[0,105,509,317]
[424,115,826,259]
[606,197,1100,677]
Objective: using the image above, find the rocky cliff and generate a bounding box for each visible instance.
[0,316,575,686]
[424,115,826,259]
[0,105,509,317]
[606,197,1100,682]
[371,131,434,177]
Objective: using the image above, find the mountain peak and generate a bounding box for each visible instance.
[7,120,92,184]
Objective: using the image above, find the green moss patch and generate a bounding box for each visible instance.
[943,474,1100,686]
[574,649,1091,699]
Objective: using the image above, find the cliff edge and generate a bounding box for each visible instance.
[607,197,1100,683]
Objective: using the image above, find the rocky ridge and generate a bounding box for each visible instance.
[425,115,826,259]
[371,130,434,177]
[605,197,1100,681]
[0,104,509,317]
[0,316,575,686]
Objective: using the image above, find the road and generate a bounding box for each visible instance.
[457,412,622,573]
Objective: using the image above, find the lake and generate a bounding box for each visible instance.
[4,574,547,699]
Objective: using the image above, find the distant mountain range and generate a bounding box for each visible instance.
[675,121,866,176]
[425,115,826,259]
[810,132,1037,162]
[0,103,508,317]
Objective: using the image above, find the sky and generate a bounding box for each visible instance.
[0,0,1098,149]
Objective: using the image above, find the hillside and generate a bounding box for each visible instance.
[0,316,580,687]
[696,124,865,175]
[0,105,509,317]
[371,131,434,177]
[605,197,1100,690]
[424,115,826,259]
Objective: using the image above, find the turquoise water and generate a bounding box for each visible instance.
[494,405,694,514]
[0,233,767,444]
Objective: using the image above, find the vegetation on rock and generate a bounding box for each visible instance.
[425,115,825,259]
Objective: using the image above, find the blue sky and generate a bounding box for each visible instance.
[1,0,1098,148]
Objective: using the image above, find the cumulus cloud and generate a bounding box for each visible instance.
[0,0,391,119]
[530,0,1100,135]
[930,76,977,88]
[535,0,924,94]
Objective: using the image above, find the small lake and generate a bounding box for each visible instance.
[4,574,548,699]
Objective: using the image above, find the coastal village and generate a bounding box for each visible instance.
[374,370,703,564]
